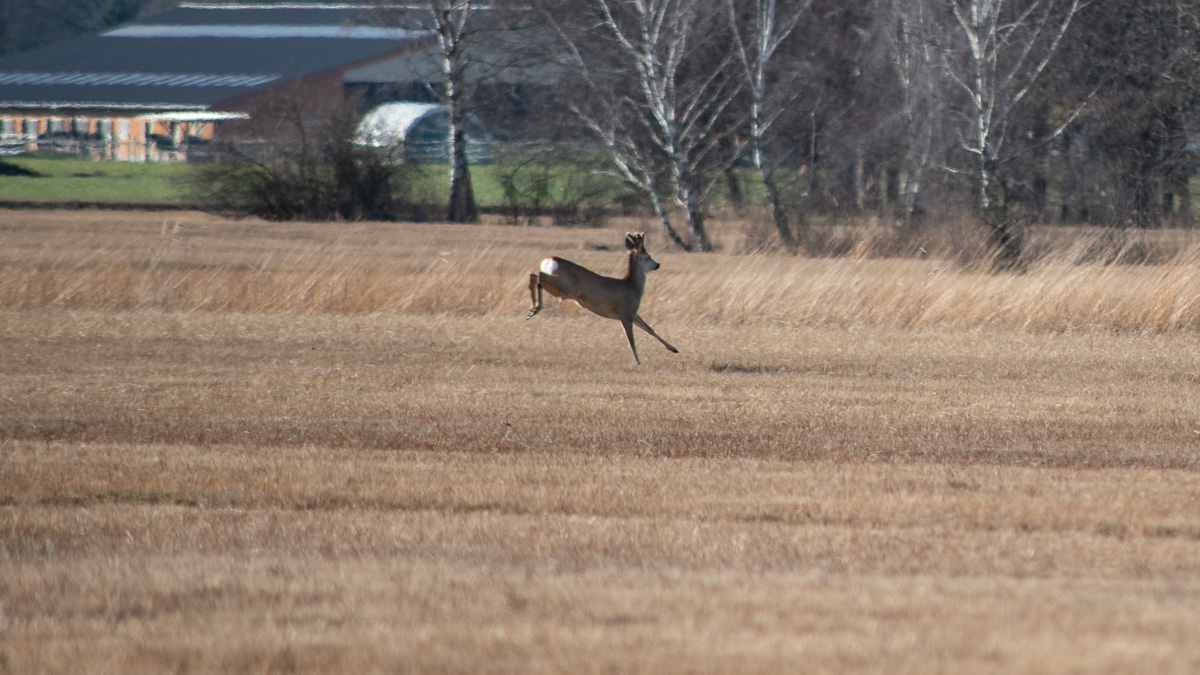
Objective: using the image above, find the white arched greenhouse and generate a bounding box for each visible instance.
[355,102,494,165]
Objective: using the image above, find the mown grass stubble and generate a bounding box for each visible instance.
[2,210,1200,673]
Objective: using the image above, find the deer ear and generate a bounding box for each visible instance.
[625,233,638,250]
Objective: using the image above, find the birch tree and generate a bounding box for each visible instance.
[371,1,531,223]
[426,0,478,222]
[880,0,948,226]
[548,0,739,251]
[725,0,812,250]
[944,0,1085,261]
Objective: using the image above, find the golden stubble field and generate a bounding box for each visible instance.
[2,209,1200,673]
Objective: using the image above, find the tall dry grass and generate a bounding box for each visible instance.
[0,214,521,315]
[666,244,1200,333]
[3,210,1200,335]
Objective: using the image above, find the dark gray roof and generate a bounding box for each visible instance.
[0,4,435,111]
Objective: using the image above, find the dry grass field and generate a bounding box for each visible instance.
[3,208,1200,673]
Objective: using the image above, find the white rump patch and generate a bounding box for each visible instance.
[540,258,559,275]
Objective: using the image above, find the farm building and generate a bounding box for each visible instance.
[0,3,518,162]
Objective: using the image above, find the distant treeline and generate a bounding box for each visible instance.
[7,0,1199,248]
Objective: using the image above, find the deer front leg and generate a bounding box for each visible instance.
[526,272,542,319]
[634,315,679,353]
[621,318,641,365]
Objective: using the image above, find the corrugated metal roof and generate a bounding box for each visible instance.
[0,4,433,111]
[0,72,280,87]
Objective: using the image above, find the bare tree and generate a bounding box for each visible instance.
[879,0,949,226]
[429,0,479,222]
[1059,0,1200,227]
[191,88,401,221]
[943,0,1085,261]
[370,1,533,223]
[725,0,812,251]
[547,0,739,251]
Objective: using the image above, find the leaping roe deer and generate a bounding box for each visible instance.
[526,232,679,365]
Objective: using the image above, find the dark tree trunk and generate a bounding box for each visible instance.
[447,116,478,223]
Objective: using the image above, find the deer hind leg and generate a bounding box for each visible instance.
[526,272,543,319]
[621,318,641,365]
[634,315,679,354]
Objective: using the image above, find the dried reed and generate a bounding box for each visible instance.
[3,214,1200,337]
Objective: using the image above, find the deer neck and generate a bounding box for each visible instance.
[625,253,647,292]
